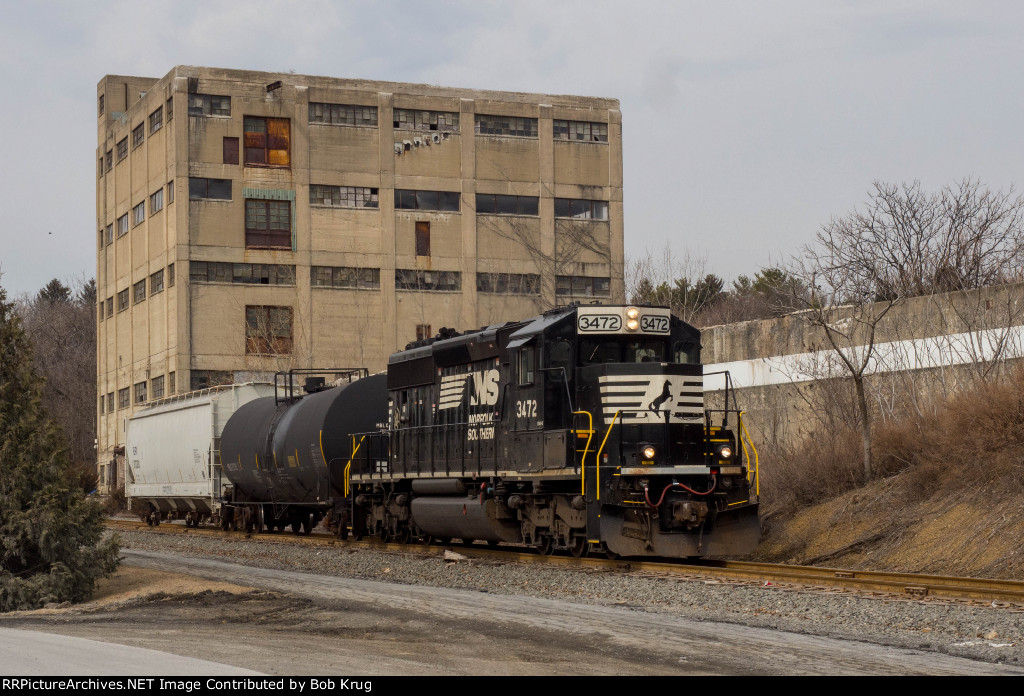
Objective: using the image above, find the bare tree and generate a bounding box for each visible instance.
[791,179,1024,480]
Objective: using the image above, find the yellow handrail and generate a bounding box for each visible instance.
[738,411,759,497]
[572,410,594,496]
[344,434,366,497]
[593,410,621,501]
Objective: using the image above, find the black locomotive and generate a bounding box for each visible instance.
[218,304,760,558]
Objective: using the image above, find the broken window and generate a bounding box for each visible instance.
[117,214,129,237]
[415,222,430,256]
[395,269,461,292]
[223,137,239,165]
[394,189,460,211]
[554,198,609,220]
[309,184,378,208]
[393,109,459,132]
[133,202,145,227]
[134,381,147,404]
[244,116,290,167]
[132,123,145,150]
[245,199,291,249]
[476,273,541,295]
[133,279,146,304]
[245,306,293,355]
[188,177,232,200]
[311,266,381,289]
[116,138,128,162]
[150,269,164,295]
[150,188,164,215]
[309,102,378,126]
[117,288,129,312]
[189,370,233,391]
[475,194,539,216]
[149,107,163,135]
[190,261,295,285]
[555,275,611,298]
[552,120,608,142]
[151,375,165,400]
[188,94,230,117]
[118,388,129,410]
[475,115,538,137]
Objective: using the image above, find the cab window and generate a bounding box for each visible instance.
[517,348,535,385]
[580,340,621,365]
[625,340,665,363]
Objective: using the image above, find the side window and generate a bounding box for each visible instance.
[548,340,572,371]
[673,340,700,365]
[517,348,535,385]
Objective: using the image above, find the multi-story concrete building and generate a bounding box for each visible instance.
[95,66,624,490]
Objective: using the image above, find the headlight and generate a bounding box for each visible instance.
[717,445,733,460]
[626,318,640,331]
[642,445,656,460]
[626,307,639,319]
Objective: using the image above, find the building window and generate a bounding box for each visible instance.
[98,156,104,179]
[188,177,232,200]
[243,116,290,167]
[394,189,460,212]
[118,388,129,410]
[190,370,232,391]
[150,269,164,294]
[151,375,165,400]
[134,381,147,404]
[98,229,104,250]
[475,194,539,216]
[117,214,129,237]
[132,123,145,150]
[117,288,129,312]
[107,392,114,412]
[188,94,230,117]
[168,372,175,394]
[415,222,430,257]
[98,301,104,322]
[167,96,173,120]
[105,224,113,245]
[395,269,461,292]
[133,279,146,304]
[393,108,459,132]
[105,297,113,318]
[167,263,175,287]
[99,395,105,414]
[105,150,112,172]
[245,306,293,355]
[554,198,609,220]
[477,272,541,295]
[416,324,432,341]
[149,106,163,134]
[98,94,104,117]
[150,188,164,215]
[245,199,291,248]
[553,120,608,142]
[555,275,611,298]
[475,115,538,137]
[133,202,145,227]
[309,184,379,208]
[116,138,128,162]
[167,180,174,204]
[312,266,380,289]
[190,262,295,285]
[309,102,378,127]
[223,137,239,165]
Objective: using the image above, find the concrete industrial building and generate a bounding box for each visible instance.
[95,66,624,490]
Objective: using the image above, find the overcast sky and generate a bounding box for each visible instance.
[2,0,1023,297]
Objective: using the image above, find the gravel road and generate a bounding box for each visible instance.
[5,529,1024,675]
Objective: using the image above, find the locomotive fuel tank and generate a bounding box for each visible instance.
[220,374,388,504]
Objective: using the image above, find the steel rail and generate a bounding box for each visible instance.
[105,519,1024,605]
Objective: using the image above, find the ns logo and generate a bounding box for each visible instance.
[469,368,500,406]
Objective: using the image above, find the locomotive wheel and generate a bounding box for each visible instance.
[535,536,554,556]
[487,540,500,549]
[605,547,621,561]
[301,516,312,535]
[378,526,391,543]
[419,535,433,546]
[396,526,412,545]
[291,520,302,535]
[569,536,589,558]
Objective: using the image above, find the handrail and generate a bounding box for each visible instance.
[572,410,594,496]
[738,411,760,497]
[593,410,621,501]
[344,435,367,496]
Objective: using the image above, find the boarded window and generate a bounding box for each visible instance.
[245,306,293,355]
[415,222,430,257]
[223,137,239,165]
[244,116,290,167]
[245,199,291,248]
[309,184,378,208]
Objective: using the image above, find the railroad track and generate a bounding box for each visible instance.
[105,518,1024,606]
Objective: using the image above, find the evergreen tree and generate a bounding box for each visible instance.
[0,283,118,611]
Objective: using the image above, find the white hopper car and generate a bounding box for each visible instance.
[125,383,274,526]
